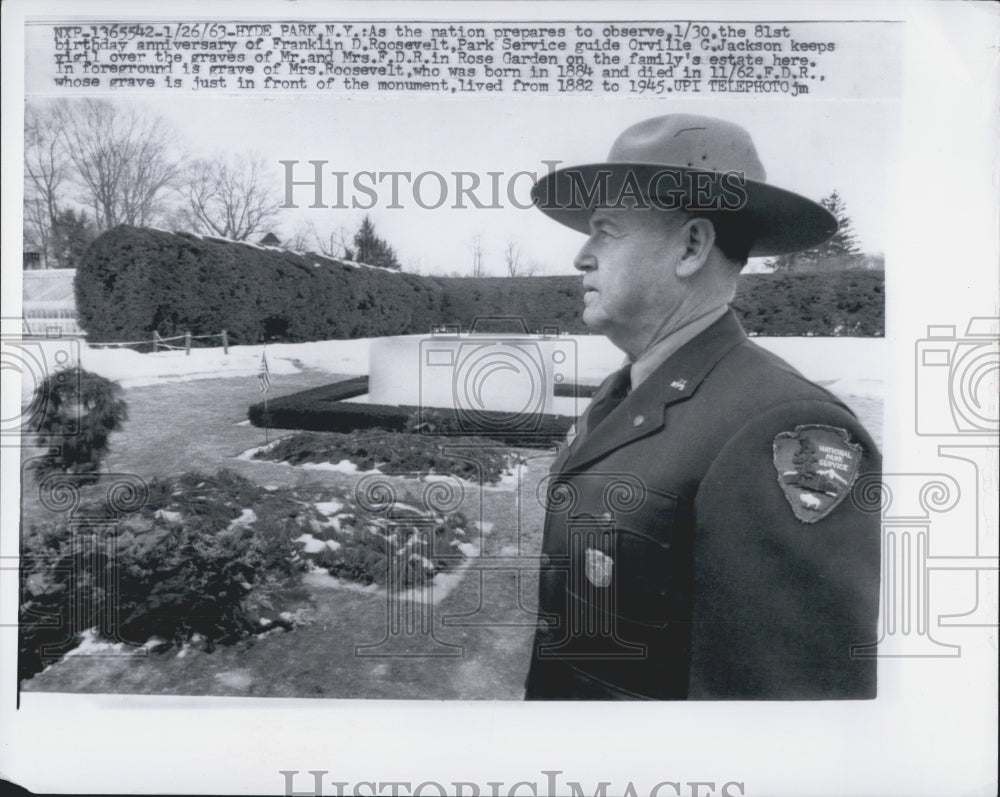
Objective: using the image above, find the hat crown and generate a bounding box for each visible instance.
[606,114,767,182]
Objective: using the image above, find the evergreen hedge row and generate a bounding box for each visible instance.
[75,226,442,345]
[434,276,585,334]
[76,226,885,343]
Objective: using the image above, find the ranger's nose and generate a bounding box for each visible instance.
[574,248,597,272]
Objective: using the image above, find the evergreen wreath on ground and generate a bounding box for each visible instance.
[19,468,473,682]
[252,429,520,485]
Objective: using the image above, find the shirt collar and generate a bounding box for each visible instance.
[627,304,730,390]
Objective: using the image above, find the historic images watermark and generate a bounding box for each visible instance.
[845,316,999,660]
[1,328,81,442]
[278,769,748,797]
[416,318,578,440]
[279,162,749,212]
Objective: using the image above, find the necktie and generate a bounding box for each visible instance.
[586,364,632,435]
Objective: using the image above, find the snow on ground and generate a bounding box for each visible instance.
[300,459,363,474]
[314,500,344,516]
[17,337,371,396]
[293,533,342,554]
[236,439,286,461]
[228,508,257,528]
[19,333,885,405]
[302,565,381,595]
[43,629,169,674]
[424,469,522,492]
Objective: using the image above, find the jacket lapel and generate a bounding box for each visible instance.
[562,311,748,473]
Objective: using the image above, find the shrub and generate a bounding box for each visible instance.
[731,271,884,336]
[76,226,884,343]
[433,276,584,333]
[30,366,128,484]
[430,271,883,336]
[76,226,443,345]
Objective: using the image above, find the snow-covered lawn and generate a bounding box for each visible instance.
[19,333,885,404]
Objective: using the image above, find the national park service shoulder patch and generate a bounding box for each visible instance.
[772,425,863,523]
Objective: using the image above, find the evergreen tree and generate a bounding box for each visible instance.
[49,208,97,268]
[767,190,864,272]
[353,215,401,270]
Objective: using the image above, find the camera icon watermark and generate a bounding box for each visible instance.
[1,329,81,439]
[416,316,578,440]
[915,317,999,436]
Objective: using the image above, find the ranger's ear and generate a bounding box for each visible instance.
[675,217,715,278]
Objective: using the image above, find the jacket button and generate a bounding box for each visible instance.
[633,415,645,427]
[536,617,553,634]
[601,512,613,522]
[539,553,550,568]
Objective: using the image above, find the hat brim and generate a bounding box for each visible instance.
[531,163,837,258]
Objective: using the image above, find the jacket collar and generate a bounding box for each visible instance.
[562,309,747,472]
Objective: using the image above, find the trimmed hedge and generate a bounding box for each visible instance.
[76,226,442,345]
[76,226,884,343]
[434,276,585,334]
[732,271,884,336]
[434,271,884,336]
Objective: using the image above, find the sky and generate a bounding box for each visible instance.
[28,92,900,276]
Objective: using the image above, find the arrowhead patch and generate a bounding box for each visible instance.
[772,425,863,523]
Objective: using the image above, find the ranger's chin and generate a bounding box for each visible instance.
[581,305,604,331]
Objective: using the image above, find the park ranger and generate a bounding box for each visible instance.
[525,114,881,700]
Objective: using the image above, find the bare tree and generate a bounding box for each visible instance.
[52,99,181,231]
[287,219,355,258]
[178,153,279,241]
[504,238,538,277]
[469,234,486,277]
[504,239,521,276]
[284,223,312,252]
[24,104,70,265]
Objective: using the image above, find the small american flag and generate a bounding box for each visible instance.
[258,350,271,393]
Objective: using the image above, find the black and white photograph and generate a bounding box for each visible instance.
[1,2,997,796]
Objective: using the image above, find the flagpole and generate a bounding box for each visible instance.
[259,346,271,443]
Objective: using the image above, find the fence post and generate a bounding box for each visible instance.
[221,329,229,354]
[153,331,160,353]
[185,330,192,355]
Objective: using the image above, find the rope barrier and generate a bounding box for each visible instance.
[89,331,230,350]
[90,339,165,348]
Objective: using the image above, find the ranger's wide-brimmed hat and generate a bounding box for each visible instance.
[531,114,837,258]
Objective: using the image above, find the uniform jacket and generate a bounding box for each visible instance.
[525,310,881,700]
